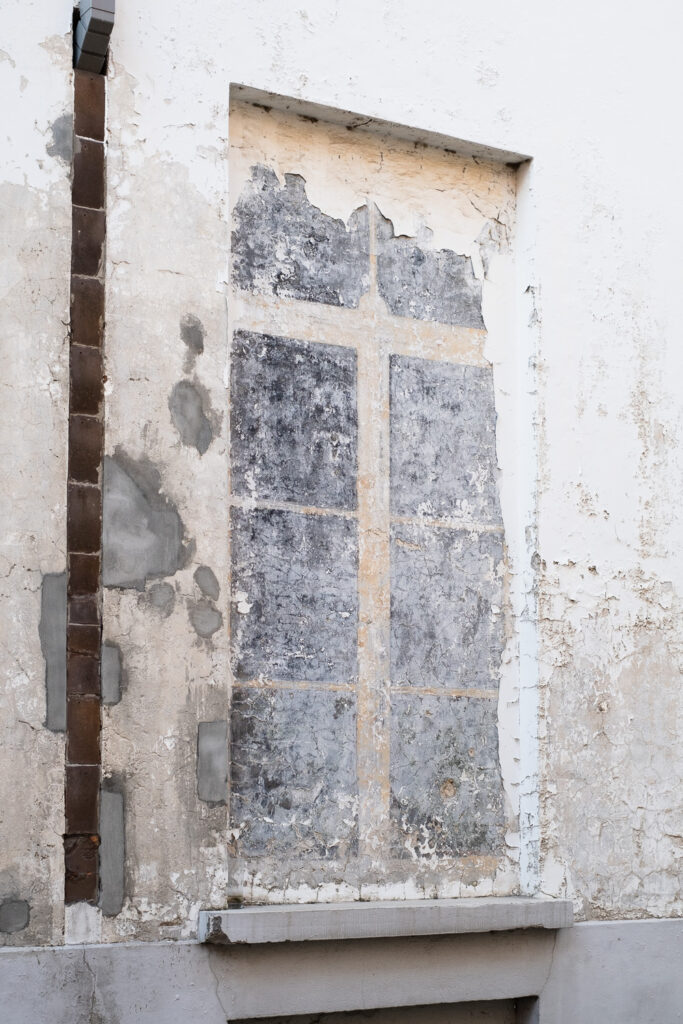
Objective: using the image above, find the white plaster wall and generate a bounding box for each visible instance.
[103,0,683,928]
[0,3,72,943]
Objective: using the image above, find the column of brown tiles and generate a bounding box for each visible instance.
[65,69,106,904]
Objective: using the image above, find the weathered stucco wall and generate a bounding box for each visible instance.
[1,0,682,953]
[98,0,682,933]
[0,2,72,945]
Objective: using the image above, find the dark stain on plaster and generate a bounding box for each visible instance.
[99,778,125,917]
[169,380,214,455]
[46,113,72,162]
[188,599,223,639]
[376,211,484,328]
[194,565,220,601]
[231,330,358,509]
[101,641,122,705]
[391,524,504,690]
[0,899,30,934]
[39,572,67,731]
[230,687,357,857]
[103,452,188,590]
[232,164,370,307]
[391,693,505,857]
[180,313,205,372]
[230,507,358,683]
[197,720,228,805]
[390,355,501,524]
[145,581,176,617]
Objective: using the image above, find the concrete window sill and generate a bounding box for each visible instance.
[198,896,573,945]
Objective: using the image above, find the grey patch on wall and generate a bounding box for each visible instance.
[39,572,67,731]
[46,113,72,162]
[101,641,122,705]
[391,693,505,858]
[231,687,357,857]
[189,599,223,639]
[231,330,358,509]
[180,313,205,373]
[145,581,176,617]
[168,380,214,456]
[0,899,30,934]
[232,164,370,308]
[391,524,504,690]
[197,720,228,805]
[390,355,501,524]
[194,565,220,602]
[230,507,358,683]
[376,211,484,328]
[99,780,125,917]
[103,452,188,590]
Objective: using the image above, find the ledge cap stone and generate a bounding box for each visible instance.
[198,896,573,945]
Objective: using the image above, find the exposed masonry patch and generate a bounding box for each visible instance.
[391,694,505,858]
[230,507,358,683]
[99,781,125,917]
[391,525,504,690]
[103,452,188,590]
[231,330,358,509]
[180,312,205,372]
[197,720,228,804]
[231,687,357,857]
[189,599,223,639]
[146,581,176,617]
[0,899,30,934]
[194,565,220,601]
[101,642,122,705]
[46,113,72,162]
[39,572,67,731]
[376,211,485,329]
[232,164,370,307]
[169,380,214,455]
[390,355,501,524]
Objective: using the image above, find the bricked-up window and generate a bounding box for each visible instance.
[227,102,516,899]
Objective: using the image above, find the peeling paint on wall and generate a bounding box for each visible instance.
[376,212,485,329]
[226,106,517,903]
[232,164,370,307]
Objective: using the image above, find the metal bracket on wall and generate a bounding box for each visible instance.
[74,0,115,73]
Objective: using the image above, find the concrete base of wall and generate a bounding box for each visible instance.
[1,919,681,1023]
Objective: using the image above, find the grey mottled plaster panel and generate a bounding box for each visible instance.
[230,687,357,857]
[376,213,484,328]
[232,165,370,307]
[231,331,357,509]
[39,572,67,731]
[197,721,228,804]
[391,693,505,857]
[390,355,501,523]
[230,508,358,683]
[99,786,125,917]
[391,524,504,690]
